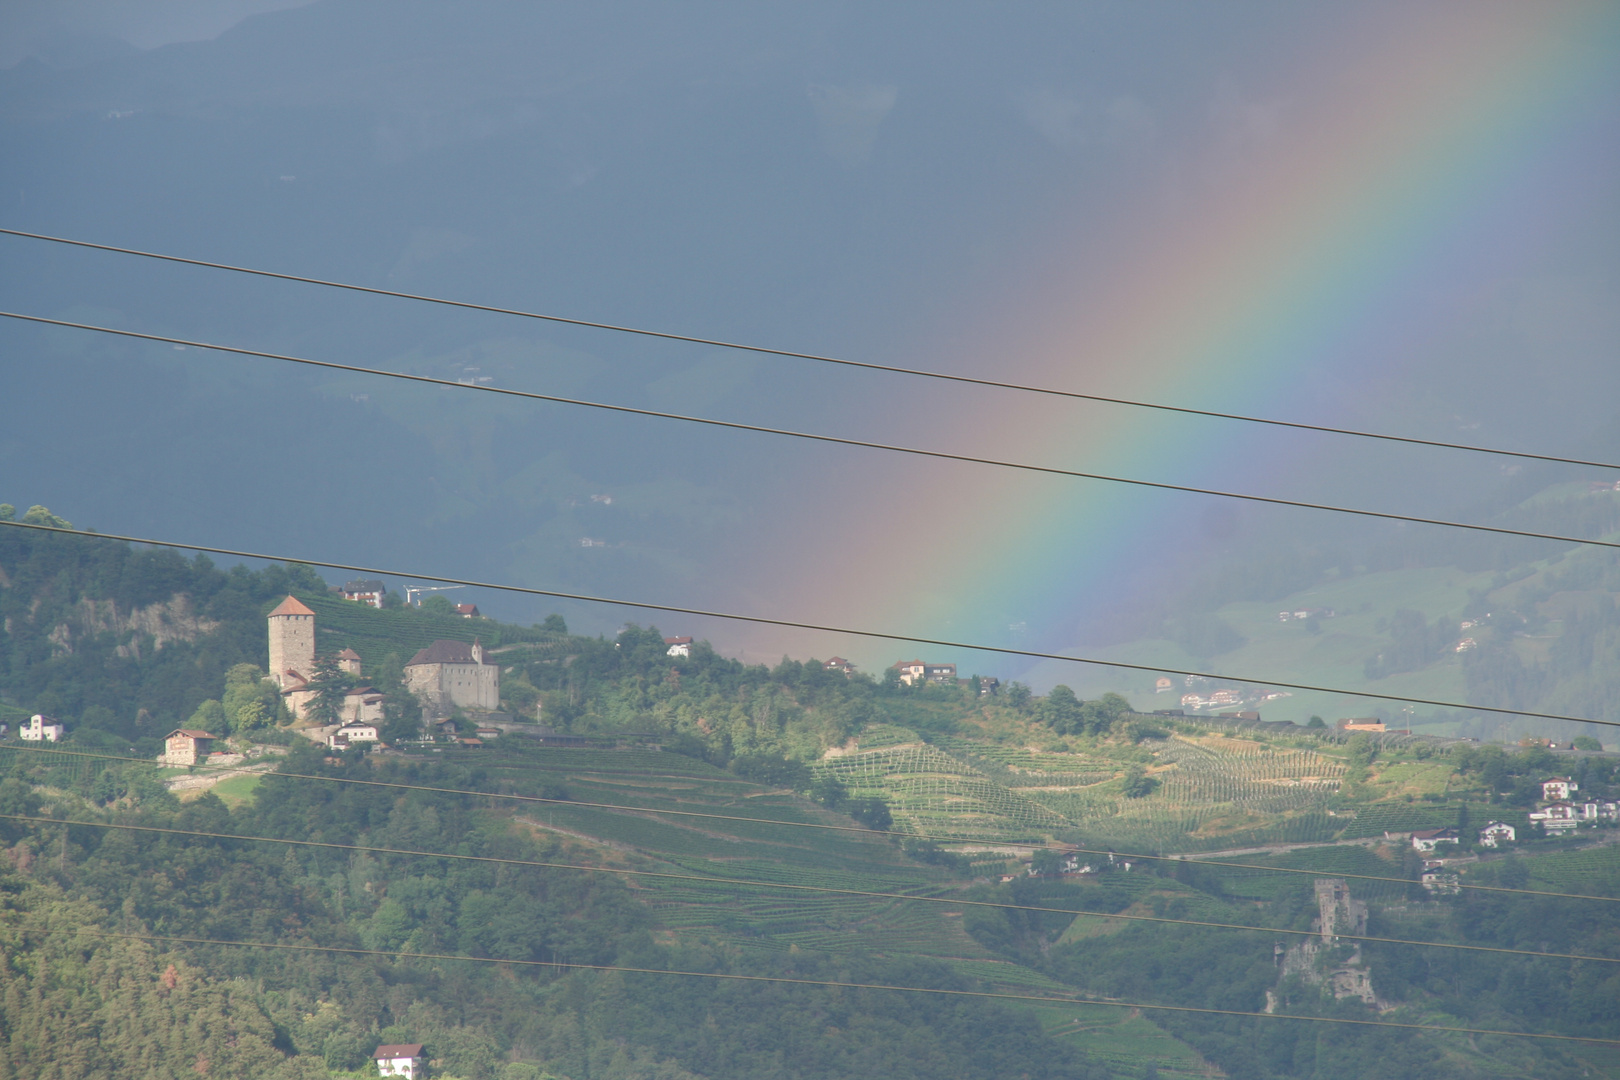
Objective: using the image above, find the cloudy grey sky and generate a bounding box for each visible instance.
[2,2,1616,698]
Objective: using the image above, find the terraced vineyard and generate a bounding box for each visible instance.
[814,732,1349,853]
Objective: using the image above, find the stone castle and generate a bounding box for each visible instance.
[266,595,498,725]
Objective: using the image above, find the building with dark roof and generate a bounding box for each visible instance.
[405,639,500,716]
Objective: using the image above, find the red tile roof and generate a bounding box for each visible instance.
[336,648,362,660]
[269,595,316,617]
[167,729,217,739]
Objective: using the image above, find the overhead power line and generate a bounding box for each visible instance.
[6,310,1618,555]
[3,517,1615,730]
[16,927,1611,1045]
[3,225,1615,472]
[7,743,1611,903]
[11,812,1614,965]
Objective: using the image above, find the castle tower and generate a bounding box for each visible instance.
[336,648,363,677]
[267,595,317,689]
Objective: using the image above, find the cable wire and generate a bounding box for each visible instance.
[5,743,1614,904]
[4,225,1615,472]
[12,926,1611,1046]
[10,812,1614,965]
[3,517,1616,729]
[6,311,1620,555]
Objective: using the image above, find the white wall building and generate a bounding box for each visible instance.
[374,1043,425,1078]
[19,714,65,742]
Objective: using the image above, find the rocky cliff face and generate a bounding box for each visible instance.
[44,596,220,658]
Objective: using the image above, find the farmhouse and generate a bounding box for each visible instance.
[163,729,218,766]
[1338,718,1385,732]
[823,657,855,675]
[405,639,500,717]
[19,714,65,742]
[1478,821,1516,848]
[664,636,693,657]
[455,603,482,618]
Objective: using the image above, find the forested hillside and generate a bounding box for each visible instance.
[7,524,1620,1078]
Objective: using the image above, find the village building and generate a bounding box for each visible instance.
[19,714,65,742]
[1421,864,1462,895]
[1478,821,1516,847]
[664,636,693,658]
[454,603,482,618]
[328,721,379,750]
[405,639,500,717]
[1542,777,1578,801]
[336,647,362,676]
[1530,801,1580,833]
[374,1043,425,1078]
[163,729,218,766]
[341,579,387,608]
[342,685,385,725]
[892,660,957,686]
[1410,827,1459,853]
[975,675,1000,696]
[1338,718,1385,732]
[823,657,855,675]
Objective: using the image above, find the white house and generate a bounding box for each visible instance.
[1530,801,1580,833]
[1410,828,1459,852]
[664,636,693,658]
[1478,821,1516,848]
[374,1043,425,1078]
[328,722,379,749]
[1542,777,1578,801]
[19,714,65,742]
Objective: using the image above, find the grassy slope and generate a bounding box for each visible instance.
[448,742,1214,1077]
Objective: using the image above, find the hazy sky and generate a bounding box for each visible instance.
[2,2,1617,687]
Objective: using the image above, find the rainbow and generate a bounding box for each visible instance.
[731,4,1620,684]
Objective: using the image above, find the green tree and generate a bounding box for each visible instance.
[848,796,892,830]
[1574,736,1604,751]
[1307,716,1326,729]
[1005,682,1032,712]
[1029,849,1064,877]
[222,664,282,733]
[543,613,568,634]
[809,774,847,809]
[1120,765,1157,798]
[304,654,353,726]
[1035,685,1086,734]
[422,594,455,616]
[0,504,13,521]
[21,504,72,528]
[186,699,227,734]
